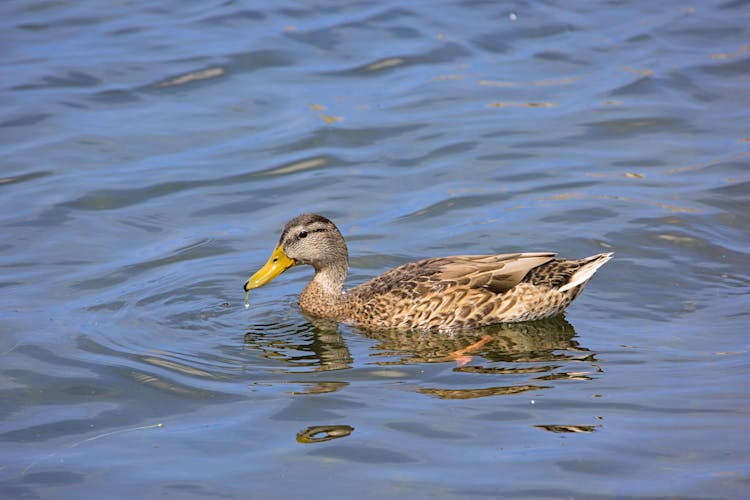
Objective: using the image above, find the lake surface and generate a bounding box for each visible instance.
[2,0,749,497]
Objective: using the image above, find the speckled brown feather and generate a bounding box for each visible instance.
[333,252,612,330]
[249,213,613,331]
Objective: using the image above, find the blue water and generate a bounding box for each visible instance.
[2,0,749,497]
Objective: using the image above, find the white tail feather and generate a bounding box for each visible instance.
[558,252,613,292]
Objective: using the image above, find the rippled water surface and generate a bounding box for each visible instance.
[2,0,750,497]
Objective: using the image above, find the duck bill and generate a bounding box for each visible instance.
[244,246,295,291]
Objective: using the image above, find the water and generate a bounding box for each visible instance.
[2,0,749,497]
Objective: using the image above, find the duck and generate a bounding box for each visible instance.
[244,213,612,330]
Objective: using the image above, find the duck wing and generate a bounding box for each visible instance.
[352,252,557,298]
[432,252,557,293]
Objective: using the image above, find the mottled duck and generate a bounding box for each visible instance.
[244,213,612,330]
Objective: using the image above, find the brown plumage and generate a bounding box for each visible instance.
[244,213,612,331]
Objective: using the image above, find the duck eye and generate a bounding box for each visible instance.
[298,231,308,239]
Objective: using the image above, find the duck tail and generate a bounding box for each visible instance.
[558,252,613,292]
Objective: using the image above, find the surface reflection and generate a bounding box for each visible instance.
[419,384,550,400]
[359,316,588,365]
[366,317,599,400]
[287,381,349,395]
[243,319,352,372]
[245,316,586,368]
[244,316,599,399]
[296,425,355,444]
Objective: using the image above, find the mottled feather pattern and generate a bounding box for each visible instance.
[333,252,610,330]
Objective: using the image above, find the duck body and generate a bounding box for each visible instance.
[245,213,612,331]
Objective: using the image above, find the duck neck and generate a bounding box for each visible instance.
[299,260,349,319]
[314,259,348,296]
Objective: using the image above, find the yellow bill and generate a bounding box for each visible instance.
[244,245,296,292]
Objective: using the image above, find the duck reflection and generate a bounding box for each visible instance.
[243,318,353,372]
[296,424,355,443]
[418,384,549,399]
[359,316,596,400]
[244,315,594,381]
[358,316,589,365]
